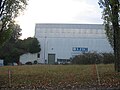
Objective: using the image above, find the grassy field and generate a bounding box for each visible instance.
[0,64,120,89]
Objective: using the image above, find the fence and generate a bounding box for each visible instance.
[0,70,12,88]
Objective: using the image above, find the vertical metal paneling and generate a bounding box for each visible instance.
[35,24,113,64]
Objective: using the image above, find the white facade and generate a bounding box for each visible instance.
[34,23,113,64]
[20,53,38,64]
[0,59,4,66]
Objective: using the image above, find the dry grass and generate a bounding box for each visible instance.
[0,64,120,89]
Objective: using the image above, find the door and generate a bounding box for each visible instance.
[48,54,55,64]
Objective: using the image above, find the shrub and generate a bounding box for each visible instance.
[102,53,114,64]
[71,52,114,65]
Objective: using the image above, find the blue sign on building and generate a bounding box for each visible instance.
[72,47,88,52]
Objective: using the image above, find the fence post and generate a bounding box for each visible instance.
[8,70,12,87]
[95,64,100,86]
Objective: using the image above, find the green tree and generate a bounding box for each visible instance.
[29,38,41,53]
[0,37,41,65]
[8,21,22,42]
[0,23,23,64]
[0,41,21,65]
[0,23,41,65]
[16,37,41,54]
[98,0,120,72]
[0,0,28,45]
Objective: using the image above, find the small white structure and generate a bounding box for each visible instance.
[20,53,39,64]
[0,59,4,66]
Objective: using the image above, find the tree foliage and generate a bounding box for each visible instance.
[16,37,41,54]
[98,0,120,48]
[98,0,120,72]
[0,0,28,45]
[0,37,41,65]
[0,23,41,65]
[8,21,22,42]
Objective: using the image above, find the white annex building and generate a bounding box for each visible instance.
[0,59,4,66]
[20,23,113,64]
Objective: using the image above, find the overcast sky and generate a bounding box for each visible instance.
[15,0,103,39]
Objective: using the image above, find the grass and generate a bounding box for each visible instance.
[0,64,120,89]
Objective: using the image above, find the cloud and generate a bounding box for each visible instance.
[16,0,103,39]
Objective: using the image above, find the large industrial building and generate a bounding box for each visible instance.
[32,23,113,64]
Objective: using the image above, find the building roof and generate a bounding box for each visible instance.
[35,23,104,30]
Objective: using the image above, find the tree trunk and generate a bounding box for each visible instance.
[111,0,120,72]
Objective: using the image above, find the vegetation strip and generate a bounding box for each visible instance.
[0,64,120,89]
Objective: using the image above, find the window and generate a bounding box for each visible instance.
[37,53,40,58]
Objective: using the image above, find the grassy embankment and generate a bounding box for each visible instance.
[0,64,120,89]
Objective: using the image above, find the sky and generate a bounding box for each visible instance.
[15,0,103,39]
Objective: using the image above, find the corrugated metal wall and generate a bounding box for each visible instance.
[35,24,113,64]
